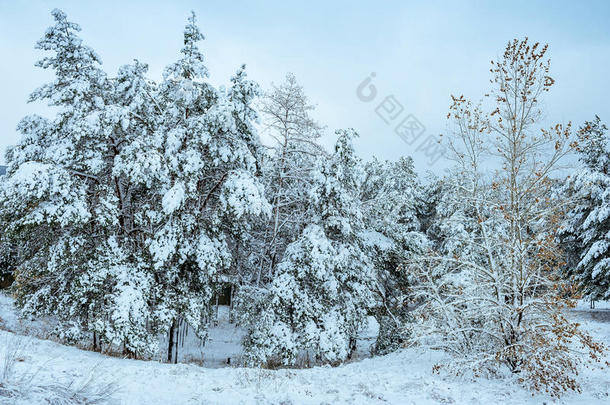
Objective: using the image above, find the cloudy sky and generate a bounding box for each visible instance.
[1,0,609,173]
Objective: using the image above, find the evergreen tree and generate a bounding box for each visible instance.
[359,156,427,354]
[242,129,373,367]
[1,8,112,344]
[88,59,163,356]
[560,116,610,300]
[149,12,269,362]
[0,10,270,360]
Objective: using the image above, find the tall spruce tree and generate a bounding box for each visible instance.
[560,116,610,300]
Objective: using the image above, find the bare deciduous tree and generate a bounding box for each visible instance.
[408,38,604,396]
[255,73,325,283]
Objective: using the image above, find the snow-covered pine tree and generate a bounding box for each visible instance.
[359,156,428,354]
[242,129,373,367]
[560,116,610,300]
[0,232,16,289]
[149,12,269,362]
[86,60,164,356]
[0,9,113,344]
[0,10,170,356]
[215,64,271,323]
[222,64,268,296]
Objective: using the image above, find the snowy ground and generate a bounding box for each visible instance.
[1,293,610,404]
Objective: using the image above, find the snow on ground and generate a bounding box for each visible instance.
[158,306,377,367]
[1,292,610,404]
[575,298,610,311]
[0,294,378,368]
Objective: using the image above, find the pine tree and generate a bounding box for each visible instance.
[1,8,112,344]
[0,10,270,360]
[560,116,610,300]
[359,156,427,354]
[243,129,373,367]
[89,59,164,356]
[149,12,269,362]
[0,10,169,356]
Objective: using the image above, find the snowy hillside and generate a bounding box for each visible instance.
[1,292,610,404]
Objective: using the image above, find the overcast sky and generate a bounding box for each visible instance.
[1,0,609,173]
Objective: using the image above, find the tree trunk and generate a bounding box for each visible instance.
[168,319,176,363]
[215,294,219,326]
[347,337,357,360]
[229,284,235,324]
